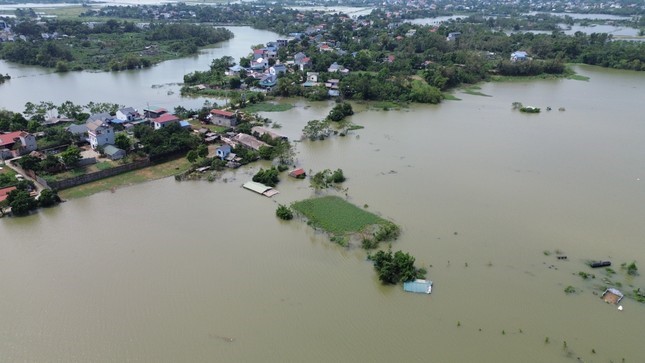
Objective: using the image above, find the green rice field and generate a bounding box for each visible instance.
[291,196,390,235]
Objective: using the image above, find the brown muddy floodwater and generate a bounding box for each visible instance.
[1,65,644,362]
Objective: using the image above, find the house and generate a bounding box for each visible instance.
[116,107,140,122]
[87,112,113,124]
[303,72,319,87]
[511,51,528,62]
[297,57,312,71]
[288,168,306,179]
[251,126,287,141]
[269,64,287,75]
[250,57,268,70]
[232,133,270,151]
[152,113,180,130]
[328,62,342,73]
[143,106,167,119]
[103,145,126,160]
[227,64,246,76]
[251,48,264,60]
[66,124,89,141]
[209,109,238,127]
[259,74,278,88]
[276,39,288,47]
[216,144,231,160]
[294,52,307,64]
[325,79,340,89]
[86,120,114,149]
[0,131,38,156]
[446,32,461,41]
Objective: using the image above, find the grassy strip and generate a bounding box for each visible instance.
[242,103,294,113]
[59,157,191,199]
[442,93,462,101]
[292,196,388,235]
[461,85,492,97]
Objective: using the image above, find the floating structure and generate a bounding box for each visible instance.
[403,279,433,294]
[242,181,279,197]
[601,288,624,305]
[590,260,611,268]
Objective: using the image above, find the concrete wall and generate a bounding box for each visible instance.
[48,159,151,190]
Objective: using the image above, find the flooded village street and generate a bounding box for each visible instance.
[1,26,645,362]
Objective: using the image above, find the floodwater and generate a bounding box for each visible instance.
[0,26,281,113]
[1,26,645,362]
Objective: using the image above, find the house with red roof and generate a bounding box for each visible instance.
[152,113,181,130]
[0,131,37,157]
[209,109,238,127]
[0,186,17,203]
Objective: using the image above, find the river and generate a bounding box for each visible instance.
[1,26,645,362]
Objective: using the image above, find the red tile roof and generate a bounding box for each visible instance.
[0,131,28,147]
[0,186,17,203]
[210,109,235,117]
[154,114,180,123]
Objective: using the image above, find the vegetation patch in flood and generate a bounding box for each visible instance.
[241,103,294,113]
[461,85,492,97]
[291,196,399,248]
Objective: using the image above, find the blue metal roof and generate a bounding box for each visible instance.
[403,280,433,294]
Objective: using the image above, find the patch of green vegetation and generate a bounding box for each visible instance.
[95,161,114,171]
[242,103,294,113]
[442,93,462,101]
[461,85,492,97]
[567,74,590,81]
[292,196,399,247]
[578,271,594,279]
[368,248,426,284]
[368,101,405,111]
[564,285,577,294]
[276,204,293,220]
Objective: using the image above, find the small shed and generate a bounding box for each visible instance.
[103,145,126,160]
[289,168,306,179]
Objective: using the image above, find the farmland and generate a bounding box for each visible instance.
[291,196,400,247]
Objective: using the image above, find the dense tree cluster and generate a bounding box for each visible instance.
[369,248,426,284]
[134,123,200,158]
[252,166,280,187]
[0,19,233,71]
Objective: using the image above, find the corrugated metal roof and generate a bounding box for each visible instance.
[403,280,433,294]
[242,181,279,197]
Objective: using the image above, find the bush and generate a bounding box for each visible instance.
[369,248,425,284]
[253,167,280,187]
[276,204,293,220]
[38,189,61,207]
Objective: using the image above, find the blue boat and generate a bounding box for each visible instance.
[403,279,433,294]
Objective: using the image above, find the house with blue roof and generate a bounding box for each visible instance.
[259,74,278,88]
[216,145,231,160]
[269,64,287,75]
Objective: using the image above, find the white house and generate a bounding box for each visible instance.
[116,107,140,122]
[86,120,114,149]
